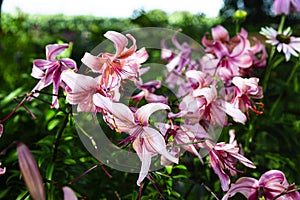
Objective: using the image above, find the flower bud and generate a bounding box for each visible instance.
[233,10,247,22]
[0,124,3,137]
[17,142,45,200]
[63,186,78,200]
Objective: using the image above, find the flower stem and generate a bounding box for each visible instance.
[52,113,70,162]
[269,61,300,116]
[286,60,300,85]
[263,15,286,93]
[263,46,276,92]
[278,15,286,33]
[68,164,99,185]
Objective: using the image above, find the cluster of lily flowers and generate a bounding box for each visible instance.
[59,26,265,190]
[1,0,300,199]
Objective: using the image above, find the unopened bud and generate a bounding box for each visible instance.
[17,142,45,200]
[63,186,78,200]
[233,10,247,22]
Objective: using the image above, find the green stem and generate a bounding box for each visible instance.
[235,21,240,34]
[269,92,283,116]
[263,15,286,92]
[269,61,300,116]
[286,61,300,85]
[278,15,286,33]
[263,47,276,92]
[245,123,254,153]
[52,113,70,162]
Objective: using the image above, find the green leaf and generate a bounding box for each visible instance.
[47,119,60,131]
[0,87,24,107]
[173,165,187,171]
[63,159,76,165]
[0,188,10,198]
[172,174,188,179]
[165,165,173,174]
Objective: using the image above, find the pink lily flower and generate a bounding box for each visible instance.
[203,37,252,83]
[81,31,148,90]
[172,124,209,162]
[202,25,230,53]
[222,170,300,200]
[168,70,247,125]
[205,131,256,191]
[247,38,268,70]
[165,72,190,97]
[158,122,211,166]
[273,0,300,16]
[161,34,199,74]
[191,85,247,125]
[131,80,168,104]
[231,77,264,114]
[201,26,266,83]
[61,71,112,112]
[29,44,77,108]
[93,94,178,186]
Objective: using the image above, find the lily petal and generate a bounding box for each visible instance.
[46,44,69,61]
[133,138,152,186]
[142,127,178,164]
[220,101,247,124]
[81,52,106,73]
[104,31,128,57]
[93,93,135,131]
[212,25,230,42]
[135,103,170,126]
[222,177,259,200]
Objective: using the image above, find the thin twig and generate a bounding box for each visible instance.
[201,183,219,200]
[68,164,99,185]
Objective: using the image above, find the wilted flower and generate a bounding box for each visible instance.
[17,142,45,200]
[28,43,77,108]
[273,0,300,16]
[260,27,300,61]
[222,170,300,200]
